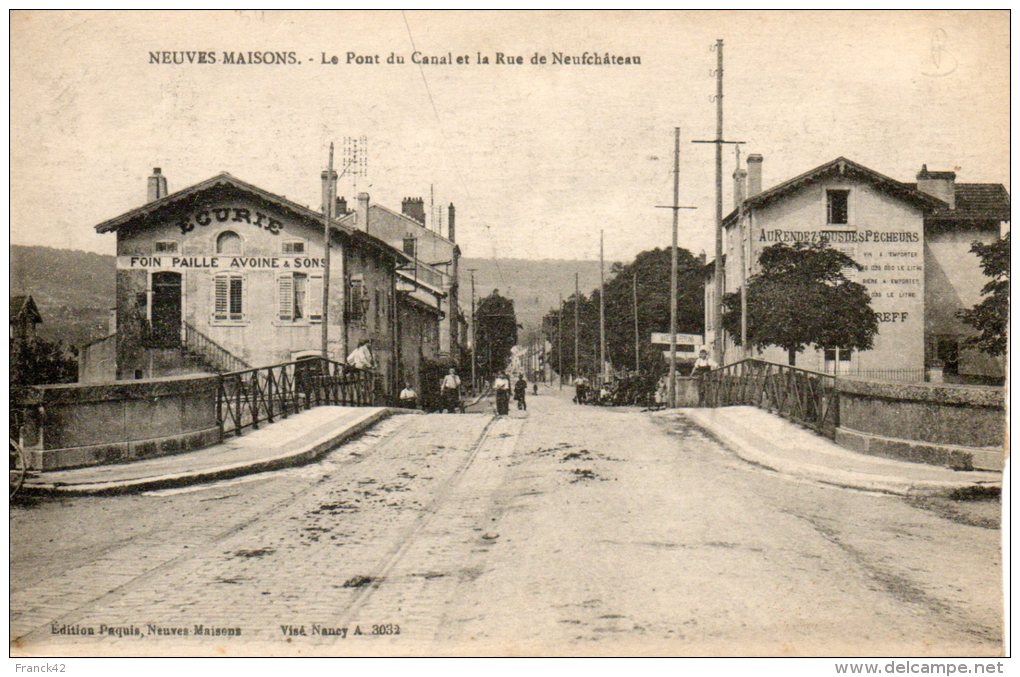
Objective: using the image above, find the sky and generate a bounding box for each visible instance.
[9,10,1010,263]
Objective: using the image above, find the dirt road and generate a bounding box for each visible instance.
[10,387,1002,656]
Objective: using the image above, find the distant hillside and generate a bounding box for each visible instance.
[459,257,612,338]
[11,245,115,346]
[8,246,610,347]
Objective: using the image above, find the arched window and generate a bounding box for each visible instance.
[216,231,242,255]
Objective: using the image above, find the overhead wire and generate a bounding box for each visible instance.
[401,11,506,289]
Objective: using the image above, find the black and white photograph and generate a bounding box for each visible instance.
[8,10,1010,662]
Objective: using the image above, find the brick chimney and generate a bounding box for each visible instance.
[733,166,747,209]
[746,154,763,197]
[147,167,168,203]
[335,196,349,215]
[915,164,956,209]
[321,168,337,215]
[356,193,370,232]
[401,197,426,224]
[447,203,456,242]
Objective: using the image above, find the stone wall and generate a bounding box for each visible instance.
[77,334,117,383]
[835,378,1005,471]
[13,374,221,471]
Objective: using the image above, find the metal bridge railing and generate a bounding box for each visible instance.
[701,359,839,438]
[216,357,378,437]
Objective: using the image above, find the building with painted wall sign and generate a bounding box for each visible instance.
[705,156,1008,382]
[81,169,454,399]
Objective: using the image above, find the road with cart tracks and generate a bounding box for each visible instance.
[10,386,1002,656]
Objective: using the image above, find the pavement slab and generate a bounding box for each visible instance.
[23,406,412,495]
[665,406,1002,497]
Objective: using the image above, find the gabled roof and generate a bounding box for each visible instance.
[723,156,947,227]
[905,182,1011,223]
[94,172,409,264]
[10,295,42,324]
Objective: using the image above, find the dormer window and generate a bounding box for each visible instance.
[826,190,850,225]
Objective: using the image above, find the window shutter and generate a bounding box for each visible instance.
[360,283,370,324]
[308,275,323,321]
[238,276,246,320]
[229,276,244,320]
[278,274,294,321]
[214,276,228,319]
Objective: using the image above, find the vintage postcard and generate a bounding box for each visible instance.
[9,10,1009,659]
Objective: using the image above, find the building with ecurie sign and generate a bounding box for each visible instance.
[82,168,452,398]
[706,156,1008,383]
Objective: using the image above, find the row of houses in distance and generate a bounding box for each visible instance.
[706,154,1009,384]
[79,168,468,400]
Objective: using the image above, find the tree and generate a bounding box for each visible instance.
[542,247,705,379]
[11,337,78,386]
[722,241,878,366]
[475,289,518,379]
[957,232,1009,357]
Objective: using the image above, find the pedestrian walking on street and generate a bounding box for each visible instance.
[493,371,511,416]
[514,374,528,411]
[440,367,462,413]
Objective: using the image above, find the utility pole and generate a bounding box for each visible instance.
[632,271,640,372]
[574,272,580,379]
[656,128,697,408]
[736,146,750,358]
[558,293,563,389]
[693,39,744,367]
[468,268,477,391]
[599,230,607,382]
[321,143,337,359]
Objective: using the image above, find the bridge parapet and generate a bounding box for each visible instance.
[12,358,381,472]
[699,358,1005,471]
[12,374,221,471]
[834,378,1005,471]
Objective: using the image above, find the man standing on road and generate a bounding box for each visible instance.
[514,374,528,411]
[493,371,511,416]
[693,348,718,405]
[440,367,462,413]
[574,375,587,405]
[399,381,418,409]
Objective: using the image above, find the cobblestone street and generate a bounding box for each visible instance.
[11,389,1003,656]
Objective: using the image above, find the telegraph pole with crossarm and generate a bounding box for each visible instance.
[693,38,745,367]
[655,127,697,408]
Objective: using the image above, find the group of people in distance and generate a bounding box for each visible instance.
[398,366,463,413]
[348,338,718,412]
[397,367,532,417]
[573,348,718,408]
[492,372,530,416]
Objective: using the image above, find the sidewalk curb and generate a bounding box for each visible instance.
[23,407,418,497]
[467,387,491,407]
[670,409,1001,498]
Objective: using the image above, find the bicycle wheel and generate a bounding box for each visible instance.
[10,438,27,499]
